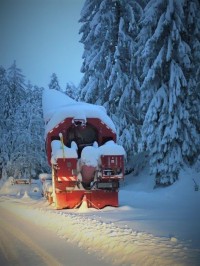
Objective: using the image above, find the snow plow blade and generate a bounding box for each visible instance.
[54,190,118,210]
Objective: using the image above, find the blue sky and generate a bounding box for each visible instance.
[0,0,84,89]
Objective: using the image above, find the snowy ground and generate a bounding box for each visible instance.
[0,166,200,266]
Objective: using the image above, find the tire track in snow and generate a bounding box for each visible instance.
[0,211,61,266]
[0,223,20,264]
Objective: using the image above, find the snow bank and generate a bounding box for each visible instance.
[0,177,15,194]
[0,177,42,198]
[119,165,200,250]
[22,190,30,199]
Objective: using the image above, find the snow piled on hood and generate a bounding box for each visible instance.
[42,89,116,135]
[42,88,76,122]
[51,140,78,164]
[81,140,126,161]
[81,146,100,167]
[51,140,126,166]
[99,140,126,156]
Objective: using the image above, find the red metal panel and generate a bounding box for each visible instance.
[87,118,116,144]
[86,190,118,209]
[101,155,124,180]
[52,158,78,192]
[57,158,77,180]
[54,180,76,191]
[101,155,124,168]
[55,191,85,209]
[55,190,118,209]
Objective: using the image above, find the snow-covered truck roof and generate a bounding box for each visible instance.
[42,89,116,136]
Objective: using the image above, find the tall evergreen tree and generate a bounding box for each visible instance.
[185,0,200,145]
[24,85,49,176]
[107,0,142,160]
[0,66,9,122]
[0,62,49,179]
[12,84,49,178]
[7,60,26,110]
[0,66,9,178]
[79,0,143,161]
[4,61,26,177]
[136,0,200,185]
[49,73,61,91]
[78,0,119,104]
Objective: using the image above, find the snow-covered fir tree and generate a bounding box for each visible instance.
[64,82,77,100]
[49,73,61,91]
[78,0,119,105]
[184,0,200,149]
[24,85,49,176]
[7,60,26,114]
[107,0,143,161]
[0,66,10,179]
[0,62,49,179]
[4,61,26,177]
[0,66,9,121]
[136,0,200,185]
[12,83,49,178]
[79,0,143,162]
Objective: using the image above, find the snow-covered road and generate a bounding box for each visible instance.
[0,204,111,266]
[0,194,199,266]
[0,206,61,266]
[0,166,200,266]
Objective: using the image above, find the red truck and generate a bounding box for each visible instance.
[42,89,125,209]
